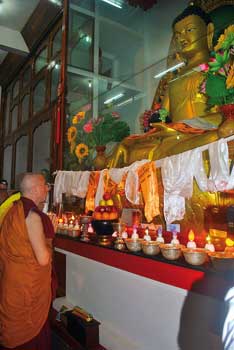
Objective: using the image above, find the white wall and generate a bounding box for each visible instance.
[57,249,224,350]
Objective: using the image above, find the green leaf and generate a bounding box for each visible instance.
[208,61,221,69]
[112,121,130,142]
[215,53,224,64]
[205,72,233,106]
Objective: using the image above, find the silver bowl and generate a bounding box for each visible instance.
[160,244,184,260]
[182,248,208,266]
[142,241,160,256]
[208,251,234,272]
[125,238,143,252]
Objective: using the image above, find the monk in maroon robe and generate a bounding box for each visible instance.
[0,173,57,350]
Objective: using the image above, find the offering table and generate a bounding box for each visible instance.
[54,236,230,350]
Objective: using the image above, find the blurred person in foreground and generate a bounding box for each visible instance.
[0,179,21,225]
[0,173,57,350]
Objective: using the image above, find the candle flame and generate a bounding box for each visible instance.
[226,238,234,247]
[59,218,63,223]
[188,230,194,241]
[206,235,211,243]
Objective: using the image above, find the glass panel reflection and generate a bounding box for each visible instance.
[11,105,18,131]
[32,120,51,173]
[23,67,31,88]
[70,0,94,12]
[68,11,94,71]
[15,135,28,178]
[4,92,10,136]
[21,94,30,123]
[33,79,46,114]
[67,72,92,117]
[51,62,61,101]
[35,47,48,74]
[99,17,144,81]
[52,28,62,57]
[13,81,19,99]
[97,1,141,29]
[3,145,12,186]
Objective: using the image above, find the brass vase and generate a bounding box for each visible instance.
[93,145,107,170]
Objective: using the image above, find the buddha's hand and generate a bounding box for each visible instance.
[218,118,234,138]
[200,111,223,128]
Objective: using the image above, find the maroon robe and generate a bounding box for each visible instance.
[0,198,57,350]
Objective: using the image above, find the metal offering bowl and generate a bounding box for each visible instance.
[182,248,208,266]
[142,241,160,256]
[160,244,184,260]
[208,251,234,272]
[125,238,143,252]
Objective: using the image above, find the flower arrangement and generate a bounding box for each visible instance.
[142,103,170,132]
[200,25,234,108]
[64,111,130,170]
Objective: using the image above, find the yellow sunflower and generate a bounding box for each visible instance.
[214,24,234,51]
[67,126,77,153]
[72,115,79,124]
[67,126,77,143]
[72,111,86,124]
[75,143,89,162]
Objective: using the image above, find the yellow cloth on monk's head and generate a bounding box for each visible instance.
[0,192,21,225]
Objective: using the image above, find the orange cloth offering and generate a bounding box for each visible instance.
[85,171,100,212]
[0,201,52,348]
[138,162,160,222]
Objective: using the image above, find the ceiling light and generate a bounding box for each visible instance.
[117,97,133,107]
[48,60,56,70]
[49,0,62,6]
[101,0,123,9]
[154,62,185,79]
[104,93,124,105]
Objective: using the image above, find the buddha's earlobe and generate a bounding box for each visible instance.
[207,22,214,51]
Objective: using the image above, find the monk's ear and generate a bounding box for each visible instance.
[207,22,214,51]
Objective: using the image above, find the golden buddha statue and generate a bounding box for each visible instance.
[108,5,234,169]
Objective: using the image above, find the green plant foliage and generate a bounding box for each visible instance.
[205,74,234,106]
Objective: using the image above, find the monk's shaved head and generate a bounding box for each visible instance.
[18,173,45,195]
[16,172,49,206]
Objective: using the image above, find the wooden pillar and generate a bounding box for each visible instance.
[56,0,69,170]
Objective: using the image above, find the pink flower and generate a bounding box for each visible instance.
[111,112,120,119]
[209,57,216,62]
[83,121,93,133]
[199,63,209,72]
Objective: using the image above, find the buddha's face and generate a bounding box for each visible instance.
[173,15,209,58]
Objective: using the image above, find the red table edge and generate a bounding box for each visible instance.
[55,237,232,300]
